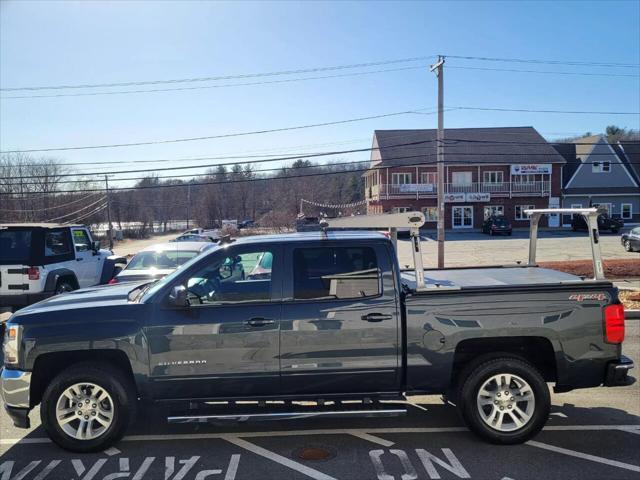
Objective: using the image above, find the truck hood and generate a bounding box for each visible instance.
[13,281,151,316]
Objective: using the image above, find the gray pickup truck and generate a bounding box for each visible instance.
[1,210,634,452]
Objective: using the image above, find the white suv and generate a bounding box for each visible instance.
[0,223,124,310]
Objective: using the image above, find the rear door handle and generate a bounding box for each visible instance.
[245,317,275,327]
[76,258,83,261]
[361,313,393,322]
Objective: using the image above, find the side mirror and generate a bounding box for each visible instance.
[168,285,189,308]
[219,264,233,279]
[92,240,101,252]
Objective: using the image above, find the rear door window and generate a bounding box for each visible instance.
[293,246,380,300]
[45,229,72,257]
[0,229,32,264]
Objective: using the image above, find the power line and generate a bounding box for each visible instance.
[0,56,435,92]
[445,54,640,68]
[1,65,427,100]
[60,203,108,224]
[0,192,102,212]
[42,196,108,222]
[447,65,640,78]
[0,107,435,154]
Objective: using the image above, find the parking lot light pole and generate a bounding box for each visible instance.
[430,55,445,269]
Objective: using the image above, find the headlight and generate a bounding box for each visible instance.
[2,323,21,366]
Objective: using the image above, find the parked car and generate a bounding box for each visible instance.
[1,229,633,452]
[109,242,214,284]
[571,212,623,233]
[173,233,218,243]
[246,251,273,279]
[482,215,512,236]
[237,220,255,229]
[621,227,640,252]
[0,223,124,311]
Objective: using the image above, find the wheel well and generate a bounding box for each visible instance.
[30,349,135,406]
[451,336,557,385]
[58,275,79,289]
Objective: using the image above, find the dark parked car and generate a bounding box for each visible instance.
[482,215,512,236]
[621,227,640,252]
[571,212,623,233]
[2,230,633,452]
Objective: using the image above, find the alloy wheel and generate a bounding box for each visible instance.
[476,373,535,432]
[55,382,114,440]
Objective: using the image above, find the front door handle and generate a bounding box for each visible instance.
[76,258,83,261]
[361,313,393,322]
[246,317,275,327]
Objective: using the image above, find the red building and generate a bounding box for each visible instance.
[364,127,566,230]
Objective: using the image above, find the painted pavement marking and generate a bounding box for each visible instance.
[222,436,337,480]
[527,440,640,473]
[103,447,121,456]
[2,424,640,447]
[350,432,395,447]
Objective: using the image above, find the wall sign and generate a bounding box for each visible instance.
[444,193,465,203]
[465,192,491,202]
[511,164,552,175]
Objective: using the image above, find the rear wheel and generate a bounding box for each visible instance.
[41,363,136,452]
[456,357,550,444]
[624,240,633,252]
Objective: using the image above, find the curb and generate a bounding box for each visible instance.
[626,310,640,320]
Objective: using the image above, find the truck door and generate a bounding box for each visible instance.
[70,228,101,287]
[280,241,401,395]
[145,244,284,400]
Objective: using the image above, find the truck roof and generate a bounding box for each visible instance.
[232,230,389,245]
[0,223,86,229]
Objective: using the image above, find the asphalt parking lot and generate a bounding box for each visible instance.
[1,322,638,480]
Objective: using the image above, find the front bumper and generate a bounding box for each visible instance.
[604,355,635,387]
[0,367,32,428]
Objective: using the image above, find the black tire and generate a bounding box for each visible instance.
[624,240,634,252]
[456,357,550,445]
[611,228,619,234]
[55,279,76,295]
[40,362,136,452]
[507,231,512,236]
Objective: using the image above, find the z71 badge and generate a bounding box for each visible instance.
[569,293,608,302]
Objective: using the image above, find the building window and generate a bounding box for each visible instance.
[592,161,611,173]
[515,205,536,221]
[483,171,504,184]
[391,173,412,184]
[452,206,473,228]
[452,172,472,185]
[484,205,504,219]
[592,203,612,214]
[621,204,633,219]
[422,206,438,222]
[392,207,411,213]
[512,174,536,184]
[421,172,437,184]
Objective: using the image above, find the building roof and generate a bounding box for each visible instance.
[616,140,640,185]
[371,126,566,167]
[551,142,581,184]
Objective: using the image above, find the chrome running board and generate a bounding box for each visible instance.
[167,407,406,424]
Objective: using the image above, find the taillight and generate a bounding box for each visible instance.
[491,225,497,229]
[108,278,119,285]
[604,304,625,344]
[28,266,40,280]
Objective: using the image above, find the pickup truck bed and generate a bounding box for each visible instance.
[401,266,586,290]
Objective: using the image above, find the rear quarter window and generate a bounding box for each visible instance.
[0,229,32,264]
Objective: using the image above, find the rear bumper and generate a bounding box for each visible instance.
[604,355,635,387]
[0,292,51,308]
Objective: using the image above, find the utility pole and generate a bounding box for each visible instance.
[430,55,445,269]
[104,175,113,250]
[186,184,191,229]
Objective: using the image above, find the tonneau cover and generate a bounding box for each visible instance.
[401,266,585,290]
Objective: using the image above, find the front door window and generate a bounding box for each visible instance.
[453,206,473,228]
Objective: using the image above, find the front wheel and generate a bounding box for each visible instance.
[456,357,550,444]
[41,363,136,452]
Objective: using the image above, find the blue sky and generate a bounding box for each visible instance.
[1,0,639,185]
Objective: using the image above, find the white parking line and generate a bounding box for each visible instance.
[1,424,638,447]
[349,432,395,447]
[527,440,640,473]
[222,436,337,480]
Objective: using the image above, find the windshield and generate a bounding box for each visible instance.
[493,217,508,226]
[126,250,199,270]
[0,229,32,264]
[140,245,221,301]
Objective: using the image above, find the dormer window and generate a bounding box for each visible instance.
[592,161,611,173]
